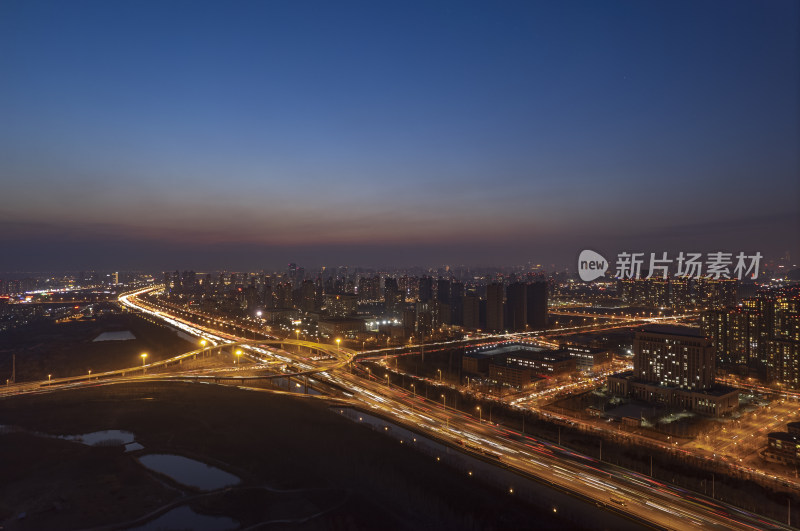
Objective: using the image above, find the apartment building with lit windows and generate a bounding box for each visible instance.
[608,325,738,416]
[702,287,800,388]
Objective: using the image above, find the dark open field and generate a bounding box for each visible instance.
[0,312,197,382]
[0,382,581,530]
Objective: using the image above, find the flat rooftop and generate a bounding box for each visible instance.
[507,348,574,363]
[466,343,544,357]
[560,345,607,354]
[690,385,740,397]
[639,324,704,338]
[463,351,497,359]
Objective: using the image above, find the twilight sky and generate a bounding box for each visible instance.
[1,0,798,272]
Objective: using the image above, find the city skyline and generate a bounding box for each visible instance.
[1,1,798,271]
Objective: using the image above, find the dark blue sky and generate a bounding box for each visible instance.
[1,1,797,271]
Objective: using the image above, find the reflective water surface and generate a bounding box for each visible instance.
[138,454,240,491]
[129,505,238,531]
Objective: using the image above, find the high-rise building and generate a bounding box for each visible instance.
[505,282,527,331]
[436,278,452,325]
[436,278,451,304]
[703,288,800,388]
[486,283,504,332]
[243,285,260,310]
[6,280,21,295]
[770,339,800,389]
[646,279,670,308]
[383,277,403,316]
[618,278,648,306]
[619,277,723,310]
[274,282,293,309]
[697,278,737,309]
[450,281,465,326]
[526,281,548,329]
[768,290,799,388]
[670,278,691,308]
[358,276,380,302]
[402,307,417,337]
[462,294,480,330]
[399,275,417,301]
[419,276,433,302]
[324,293,357,317]
[773,291,800,342]
[300,280,317,313]
[416,300,439,337]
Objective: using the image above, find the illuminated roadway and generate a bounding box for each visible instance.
[324,369,787,531]
[1,286,791,531]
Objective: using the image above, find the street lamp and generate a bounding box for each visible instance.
[476,406,482,422]
[141,353,148,373]
[295,329,300,341]
[336,338,341,352]
[235,349,242,364]
[48,374,52,382]
[411,383,415,398]
[437,368,442,382]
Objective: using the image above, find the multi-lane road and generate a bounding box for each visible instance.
[321,364,789,531]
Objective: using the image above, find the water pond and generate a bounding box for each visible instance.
[138,454,240,491]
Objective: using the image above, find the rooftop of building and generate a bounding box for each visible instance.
[559,344,608,354]
[487,358,545,377]
[489,358,530,369]
[466,343,544,357]
[686,384,740,397]
[463,350,498,360]
[607,372,738,396]
[507,348,574,363]
[638,324,704,338]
